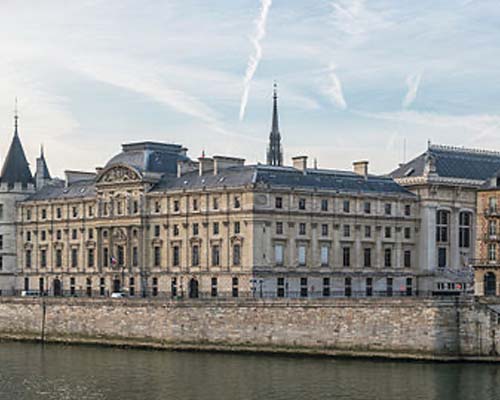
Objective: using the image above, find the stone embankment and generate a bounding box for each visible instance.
[0,297,499,361]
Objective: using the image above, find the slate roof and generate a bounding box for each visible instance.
[105,142,189,175]
[0,132,33,186]
[390,144,500,181]
[26,179,95,201]
[154,165,414,197]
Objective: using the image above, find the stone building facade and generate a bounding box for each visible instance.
[16,141,420,298]
[391,144,500,295]
[473,172,500,296]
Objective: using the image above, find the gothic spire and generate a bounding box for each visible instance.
[0,106,34,186]
[267,82,283,166]
[35,143,51,189]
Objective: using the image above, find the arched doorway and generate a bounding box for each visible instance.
[189,278,199,299]
[484,272,497,296]
[53,279,62,296]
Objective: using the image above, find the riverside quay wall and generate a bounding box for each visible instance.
[0,297,499,360]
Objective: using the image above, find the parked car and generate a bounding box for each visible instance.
[110,292,127,299]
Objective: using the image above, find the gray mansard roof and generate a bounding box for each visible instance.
[390,144,500,182]
[27,179,95,201]
[105,142,189,174]
[154,165,414,197]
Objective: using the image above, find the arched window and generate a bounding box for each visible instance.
[436,210,450,243]
[459,211,472,248]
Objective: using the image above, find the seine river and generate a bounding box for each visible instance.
[0,342,499,400]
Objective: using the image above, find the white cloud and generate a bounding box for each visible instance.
[239,0,272,121]
[402,73,422,109]
[322,64,347,109]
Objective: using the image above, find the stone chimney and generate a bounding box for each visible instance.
[353,161,369,177]
[292,156,308,172]
[198,157,214,176]
[213,156,245,175]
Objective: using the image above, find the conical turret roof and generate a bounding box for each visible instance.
[1,115,33,185]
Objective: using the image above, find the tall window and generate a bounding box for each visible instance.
[436,210,450,243]
[275,244,284,265]
[384,248,392,267]
[343,247,350,267]
[0,235,3,250]
[132,247,138,267]
[489,220,497,236]
[71,248,78,268]
[298,198,306,210]
[404,250,412,268]
[103,247,109,267]
[323,277,330,297]
[321,224,328,236]
[364,248,371,267]
[300,277,308,297]
[364,201,371,214]
[277,277,285,297]
[343,200,350,213]
[343,225,350,237]
[233,244,241,265]
[211,277,218,297]
[345,277,352,297]
[213,222,219,235]
[321,246,329,266]
[299,223,306,235]
[298,245,306,266]
[384,203,392,215]
[56,249,62,268]
[365,226,372,238]
[459,211,472,248]
[0,204,3,220]
[488,244,497,262]
[192,223,199,236]
[321,199,328,211]
[117,245,124,266]
[366,278,373,297]
[40,250,47,268]
[192,245,199,266]
[212,245,220,266]
[275,196,283,209]
[154,246,161,267]
[88,248,95,268]
[173,246,180,266]
[438,248,447,268]
[489,197,497,213]
[25,250,32,268]
[232,277,239,297]
[276,222,283,235]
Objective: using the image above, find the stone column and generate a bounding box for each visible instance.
[450,210,460,269]
[419,204,437,272]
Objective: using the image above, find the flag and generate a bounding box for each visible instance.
[110,256,118,266]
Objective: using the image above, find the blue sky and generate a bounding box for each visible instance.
[1,0,500,176]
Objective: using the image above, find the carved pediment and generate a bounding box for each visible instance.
[98,166,141,184]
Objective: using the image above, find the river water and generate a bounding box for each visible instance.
[0,342,499,400]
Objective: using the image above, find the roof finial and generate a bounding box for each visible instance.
[14,97,19,136]
[40,143,44,158]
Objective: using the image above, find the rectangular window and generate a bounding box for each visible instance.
[154,225,160,237]
[404,227,411,239]
[343,247,350,267]
[300,277,308,297]
[233,244,241,265]
[154,246,161,267]
[117,245,124,266]
[213,222,219,235]
[211,277,218,297]
[88,229,94,240]
[232,277,239,297]
[343,224,350,237]
[70,277,75,296]
[56,207,62,218]
[173,224,179,236]
[298,198,306,210]
[459,212,471,248]
[345,277,352,297]
[234,196,241,209]
[132,246,138,267]
[88,248,95,268]
[173,200,180,212]
[384,227,392,238]
[323,277,330,297]
[489,220,497,236]
[299,223,306,235]
[276,222,283,235]
[364,248,371,267]
[192,223,199,236]
[404,250,412,268]
[133,201,139,214]
[72,207,78,218]
[26,231,31,242]
[365,225,371,238]
[129,277,135,297]
[406,278,413,296]
[384,248,392,267]
[192,198,198,211]
[0,204,3,220]
[103,247,109,267]
[321,246,329,266]
[72,229,77,240]
[41,208,47,219]
[234,221,240,234]
[191,244,200,267]
[384,203,392,215]
[321,199,328,211]
[41,230,46,241]
[275,244,284,265]
[155,201,161,213]
[436,210,449,243]
[364,202,371,214]
[88,205,94,217]
[213,197,219,210]
[343,200,350,213]
[152,277,158,297]
[100,278,105,296]
[40,250,47,268]
[71,249,78,268]
[438,247,447,268]
[275,196,283,209]
[26,208,31,220]
[321,224,328,236]
[173,246,180,266]
[56,249,62,268]
[277,277,285,297]
[298,245,306,266]
[0,235,3,250]
[25,250,31,268]
[56,230,62,240]
[212,245,220,266]
[366,277,373,297]
[387,277,393,297]
[404,205,411,216]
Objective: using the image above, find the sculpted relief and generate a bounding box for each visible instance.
[100,166,140,184]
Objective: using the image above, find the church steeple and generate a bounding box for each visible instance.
[0,104,34,186]
[267,83,283,166]
[35,144,51,189]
